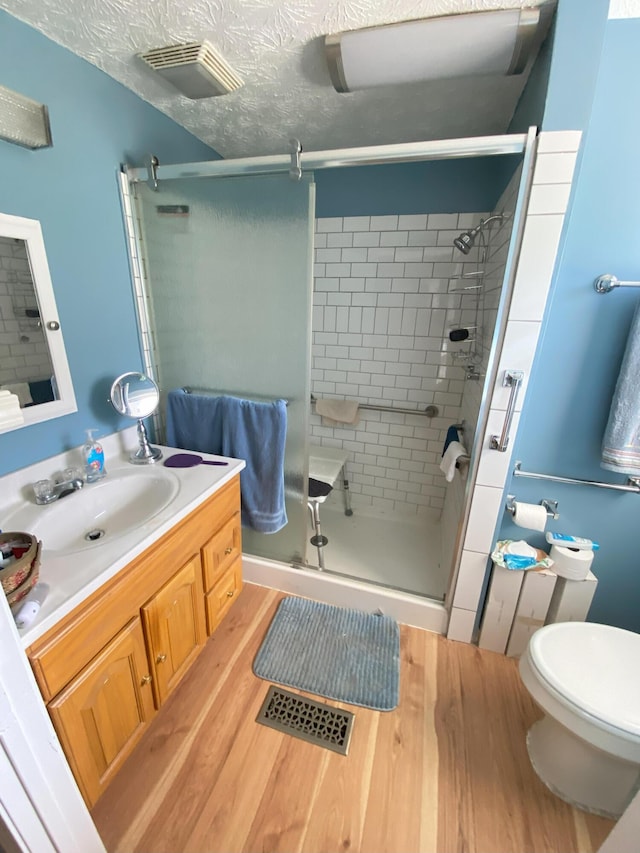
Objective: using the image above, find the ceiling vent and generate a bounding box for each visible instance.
[138,40,243,99]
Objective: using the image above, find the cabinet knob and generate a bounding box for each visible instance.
[224,547,233,555]
[156,653,167,663]
[141,674,152,685]
[226,590,234,598]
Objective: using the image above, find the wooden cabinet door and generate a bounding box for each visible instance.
[48,617,155,807]
[142,554,206,706]
[202,511,242,592]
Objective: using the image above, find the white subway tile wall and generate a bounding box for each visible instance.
[457,167,523,442]
[448,129,583,643]
[439,167,522,590]
[312,212,496,517]
[0,236,53,386]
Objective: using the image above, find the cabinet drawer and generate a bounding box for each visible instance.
[202,512,242,592]
[204,558,243,635]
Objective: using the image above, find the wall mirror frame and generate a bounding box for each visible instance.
[0,212,77,434]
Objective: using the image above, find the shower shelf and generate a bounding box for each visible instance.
[448,284,482,294]
[448,270,485,294]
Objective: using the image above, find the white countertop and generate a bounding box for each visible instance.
[1,440,244,648]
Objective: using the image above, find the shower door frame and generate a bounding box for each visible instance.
[122,128,536,612]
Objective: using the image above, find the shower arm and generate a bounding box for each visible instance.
[477,214,504,231]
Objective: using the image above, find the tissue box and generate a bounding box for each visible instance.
[506,568,557,658]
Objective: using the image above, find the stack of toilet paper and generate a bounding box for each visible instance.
[549,544,594,580]
[0,390,24,429]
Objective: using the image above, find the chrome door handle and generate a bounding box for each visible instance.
[490,370,524,452]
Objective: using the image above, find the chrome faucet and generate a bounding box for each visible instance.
[33,468,85,505]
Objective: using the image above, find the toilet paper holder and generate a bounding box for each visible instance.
[505,495,559,520]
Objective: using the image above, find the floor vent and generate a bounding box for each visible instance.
[256,685,354,756]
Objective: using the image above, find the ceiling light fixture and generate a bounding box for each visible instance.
[325,8,543,94]
[138,40,243,99]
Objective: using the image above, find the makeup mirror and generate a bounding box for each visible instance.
[109,371,162,464]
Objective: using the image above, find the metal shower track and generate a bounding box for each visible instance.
[126,132,528,186]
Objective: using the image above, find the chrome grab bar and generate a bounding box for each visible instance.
[490,370,524,452]
[513,461,640,493]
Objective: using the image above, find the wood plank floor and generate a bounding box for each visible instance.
[91,583,615,853]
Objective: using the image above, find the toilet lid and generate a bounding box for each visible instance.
[529,622,640,736]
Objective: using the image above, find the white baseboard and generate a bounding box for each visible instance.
[242,554,448,634]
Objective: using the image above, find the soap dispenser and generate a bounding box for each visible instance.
[83,429,106,483]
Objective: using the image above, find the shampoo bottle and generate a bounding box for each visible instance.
[83,429,106,482]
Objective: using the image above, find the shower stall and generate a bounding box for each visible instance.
[121,130,535,623]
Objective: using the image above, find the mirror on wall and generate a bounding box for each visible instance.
[0,212,76,434]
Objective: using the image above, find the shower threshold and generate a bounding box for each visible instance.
[292,561,444,603]
[242,553,448,635]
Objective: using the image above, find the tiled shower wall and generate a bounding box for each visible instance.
[440,166,523,585]
[311,212,492,518]
[0,237,52,387]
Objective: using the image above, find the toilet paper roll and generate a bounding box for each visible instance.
[511,501,548,532]
[549,544,594,580]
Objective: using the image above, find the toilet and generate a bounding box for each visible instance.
[519,621,640,818]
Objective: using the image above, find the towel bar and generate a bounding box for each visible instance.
[594,274,640,294]
[182,386,288,405]
[513,461,640,493]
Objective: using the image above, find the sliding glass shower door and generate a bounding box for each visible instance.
[134,173,315,564]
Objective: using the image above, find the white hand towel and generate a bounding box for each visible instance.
[439,440,467,482]
[0,390,22,411]
[315,398,360,427]
[0,391,24,428]
[0,382,32,407]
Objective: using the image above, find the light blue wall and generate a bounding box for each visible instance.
[314,156,520,218]
[541,0,609,132]
[0,11,218,476]
[498,15,640,632]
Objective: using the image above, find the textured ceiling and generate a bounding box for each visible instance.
[3,0,552,159]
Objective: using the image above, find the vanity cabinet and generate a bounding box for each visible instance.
[26,474,242,807]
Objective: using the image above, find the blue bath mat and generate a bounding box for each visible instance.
[253,596,400,711]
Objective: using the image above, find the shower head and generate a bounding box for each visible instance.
[453,214,504,254]
[453,229,477,255]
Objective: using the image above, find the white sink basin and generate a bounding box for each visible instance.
[4,468,180,555]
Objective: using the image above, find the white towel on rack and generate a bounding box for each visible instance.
[315,398,360,427]
[439,440,467,482]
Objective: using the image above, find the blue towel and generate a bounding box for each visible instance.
[442,425,460,457]
[166,389,288,533]
[602,302,640,476]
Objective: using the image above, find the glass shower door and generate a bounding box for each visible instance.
[134,173,315,565]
